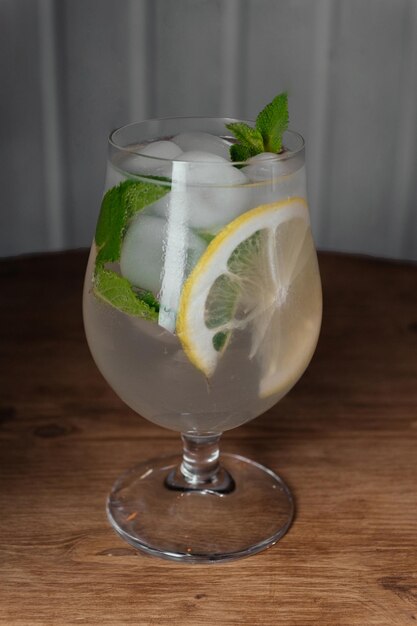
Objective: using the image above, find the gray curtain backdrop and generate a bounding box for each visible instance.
[2,0,417,260]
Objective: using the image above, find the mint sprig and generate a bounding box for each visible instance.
[226,92,289,162]
[95,179,170,265]
[93,178,170,321]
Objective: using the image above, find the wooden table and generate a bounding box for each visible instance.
[1,250,416,625]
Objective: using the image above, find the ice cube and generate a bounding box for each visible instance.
[171,151,250,230]
[242,152,290,182]
[141,195,170,219]
[173,132,230,159]
[139,140,183,160]
[120,215,166,294]
[249,164,308,208]
[120,140,182,178]
[174,151,240,182]
[120,213,206,296]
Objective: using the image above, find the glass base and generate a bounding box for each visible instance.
[107,453,294,563]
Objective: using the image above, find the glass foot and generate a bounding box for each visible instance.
[107,453,294,563]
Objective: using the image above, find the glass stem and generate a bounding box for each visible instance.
[165,433,235,494]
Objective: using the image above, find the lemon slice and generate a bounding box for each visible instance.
[176,197,322,398]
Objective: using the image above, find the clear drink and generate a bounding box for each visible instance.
[83,120,321,434]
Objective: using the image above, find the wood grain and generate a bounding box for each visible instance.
[0,250,417,625]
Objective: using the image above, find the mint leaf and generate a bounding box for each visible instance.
[225,123,263,154]
[230,143,254,163]
[212,331,230,352]
[226,91,289,161]
[93,265,158,321]
[95,179,170,265]
[255,92,289,153]
[135,288,160,312]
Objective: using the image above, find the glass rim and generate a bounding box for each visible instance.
[108,116,305,166]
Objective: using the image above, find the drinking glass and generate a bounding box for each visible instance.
[83,117,322,563]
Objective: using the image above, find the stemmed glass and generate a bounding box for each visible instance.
[83,117,322,563]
